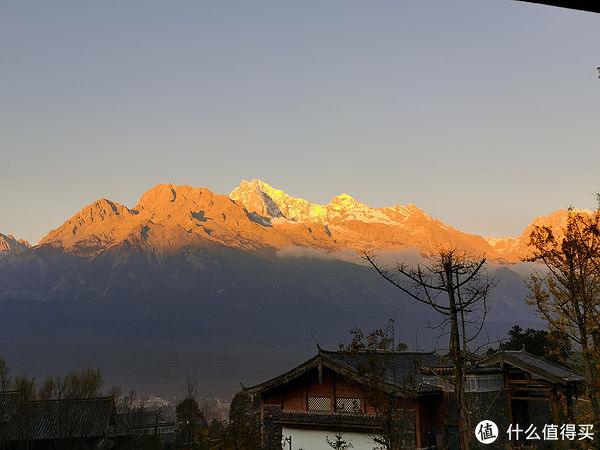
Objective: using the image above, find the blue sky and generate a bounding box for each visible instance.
[1,1,599,244]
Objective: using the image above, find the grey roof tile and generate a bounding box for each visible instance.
[481,348,584,384]
[5,396,115,441]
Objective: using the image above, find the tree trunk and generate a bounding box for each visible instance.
[445,261,470,450]
[582,348,600,429]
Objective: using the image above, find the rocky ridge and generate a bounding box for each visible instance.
[0,234,30,255]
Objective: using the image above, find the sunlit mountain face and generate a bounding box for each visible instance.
[1,180,572,397]
[10,178,572,262]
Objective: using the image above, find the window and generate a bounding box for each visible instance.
[307,396,331,411]
[471,375,503,392]
[465,377,478,392]
[335,397,361,413]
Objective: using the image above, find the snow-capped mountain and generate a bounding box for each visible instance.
[36,179,551,262]
[1,180,560,397]
[231,179,421,225]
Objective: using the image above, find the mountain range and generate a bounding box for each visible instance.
[3,179,575,262]
[0,180,572,398]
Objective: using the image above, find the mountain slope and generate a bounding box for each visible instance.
[485,209,589,261]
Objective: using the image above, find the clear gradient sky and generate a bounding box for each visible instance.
[1,1,599,245]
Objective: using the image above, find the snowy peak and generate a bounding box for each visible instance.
[231,179,328,222]
[326,193,407,224]
[329,193,360,208]
[230,179,424,226]
[230,179,286,219]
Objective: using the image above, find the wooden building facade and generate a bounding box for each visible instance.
[245,349,451,449]
[246,348,585,450]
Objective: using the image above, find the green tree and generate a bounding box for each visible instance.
[176,397,207,446]
[176,378,208,449]
[226,391,260,450]
[326,432,353,449]
[488,325,572,364]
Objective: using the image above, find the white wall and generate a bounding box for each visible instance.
[281,426,382,450]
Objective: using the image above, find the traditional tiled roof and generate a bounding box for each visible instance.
[480,348,585,385]
[245,348,451,396]
[5,396,116,441]
[321,349,451,392]
[0,391,19,423]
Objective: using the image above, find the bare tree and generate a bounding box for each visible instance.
[0,358,10,391]
[12,376,37,450]
[35,369,104,450]
[365,248,492,450]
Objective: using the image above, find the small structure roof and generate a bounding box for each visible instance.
[112,408,175,436]
[481,348,584,385]
[245,348,452,396]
